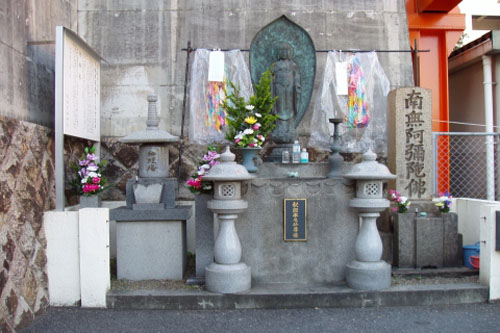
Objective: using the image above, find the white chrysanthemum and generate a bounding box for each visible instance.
[81,177,88,184]
[87,165,98,172]
[88,172,98,178]
[244,128,254,135]
[255,113,262,118]
[245,105,255,111]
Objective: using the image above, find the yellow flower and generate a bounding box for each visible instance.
[244,116,257,125]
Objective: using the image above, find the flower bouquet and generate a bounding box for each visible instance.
[389,189,411,213]
[186,145,221,194]
[223,69,278,148]
[433,191,452,213]
[70,145,107,196]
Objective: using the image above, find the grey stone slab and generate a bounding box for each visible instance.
[116,220,186,280]
[416,217,444,268]
[195,194,215,278]
[106,282,489,310]
[393,213,416,268]
[110,206,191,221]
[442,213,461,267]
[132,203,165,210]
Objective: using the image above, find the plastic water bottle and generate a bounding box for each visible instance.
[292,140,301,164]
[300,148,309,163]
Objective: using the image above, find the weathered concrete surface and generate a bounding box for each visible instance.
[77,1,414,138]
[0,0,77,127]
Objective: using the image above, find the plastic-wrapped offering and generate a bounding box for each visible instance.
[189,49,253,144]
[309,51,390,153]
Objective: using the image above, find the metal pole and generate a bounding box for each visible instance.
[433,133,438,195]
[55,26,65,211]
[482,55,495,200]
[177,41,192,190]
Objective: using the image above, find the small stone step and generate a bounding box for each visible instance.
[106,282,488,310]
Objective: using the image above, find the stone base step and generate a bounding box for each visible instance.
[106,282,488,310]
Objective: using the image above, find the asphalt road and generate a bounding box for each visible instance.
[21,302,500,332]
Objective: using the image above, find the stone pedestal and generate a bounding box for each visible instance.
[204,204,251,293]
[116,220,186,280]
[346,213,391,290]
[393,212,461,268]
[110,206,191,280]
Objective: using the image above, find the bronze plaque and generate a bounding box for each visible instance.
[283,199,307,241]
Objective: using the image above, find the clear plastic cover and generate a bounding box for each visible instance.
[189,49,253,144]
[309,51,390,153]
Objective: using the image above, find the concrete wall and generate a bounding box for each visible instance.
[0,0,77,128]
[479,204,500,301]
[453,199,500,301]
[78,0,414,138]
[452,198,498,245]
[449,60,486,132]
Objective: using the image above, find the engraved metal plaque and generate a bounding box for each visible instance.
[283,198,307,241]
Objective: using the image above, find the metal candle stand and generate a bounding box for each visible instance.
[328,118,344,179]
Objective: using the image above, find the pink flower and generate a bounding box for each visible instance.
[235,138,240,144]
[92,177,100,184]
[248,142,255,147]
[187,178,202,190]
[83,183,100,194]
[253,124,260,130]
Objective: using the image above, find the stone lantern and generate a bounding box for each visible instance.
[202,146,255,293]
[344,149,396,290]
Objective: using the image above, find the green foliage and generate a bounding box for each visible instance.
[223,69,278,148]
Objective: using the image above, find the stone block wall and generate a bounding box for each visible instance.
[0,118,55,331]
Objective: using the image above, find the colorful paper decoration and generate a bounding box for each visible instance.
[345,56,369,128]
[206,80,227,132]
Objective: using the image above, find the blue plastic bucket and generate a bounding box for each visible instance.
[463,242,480,269]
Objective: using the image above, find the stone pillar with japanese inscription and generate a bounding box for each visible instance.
[387,88,433,201]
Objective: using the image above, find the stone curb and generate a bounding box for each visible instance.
[106,283,488,310]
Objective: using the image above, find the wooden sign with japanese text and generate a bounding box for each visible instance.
[283,199,307,241]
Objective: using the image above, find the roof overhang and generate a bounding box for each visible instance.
[449,31,500,73]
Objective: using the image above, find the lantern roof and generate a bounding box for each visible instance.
[203,146,255,181]
[344,149,396,181]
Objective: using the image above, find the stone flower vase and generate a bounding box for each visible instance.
[80,195,101,208]
[239,147,261,173]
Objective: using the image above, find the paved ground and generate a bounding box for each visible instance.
[22,302,500,332]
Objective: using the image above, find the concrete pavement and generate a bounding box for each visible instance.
[22,302,500,332]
